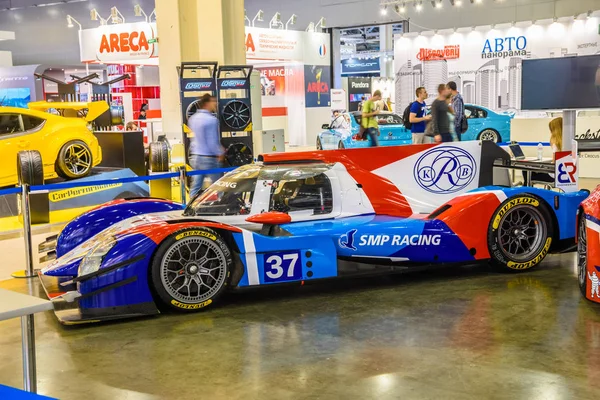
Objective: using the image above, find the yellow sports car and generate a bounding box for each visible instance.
[0,104,103,187]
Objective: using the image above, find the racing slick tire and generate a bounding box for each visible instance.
[149,141,169,172]
[55,140,93,180]
[478,129,500,143]
[17,150,44,186]
[487,194,553,272]
[338,141,345,149]
[577,214,588,297]
[316,137,323,150]
[150,227,232,312]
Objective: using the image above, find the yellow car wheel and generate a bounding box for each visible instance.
[55,140,93,180]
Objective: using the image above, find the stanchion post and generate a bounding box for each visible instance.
[179,166,187,205]
[21,314,37,393]
[22,184,35,277]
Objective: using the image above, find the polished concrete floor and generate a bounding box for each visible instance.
[1,254,600,399]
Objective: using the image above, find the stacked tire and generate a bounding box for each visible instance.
[149,142,170,173]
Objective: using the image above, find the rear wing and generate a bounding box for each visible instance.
[27,101,109,122]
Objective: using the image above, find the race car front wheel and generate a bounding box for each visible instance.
[55,140,93,179]
[316,137,323,150]
[488,195,553,272]
[578,214,588,297]
[150,227,232,312]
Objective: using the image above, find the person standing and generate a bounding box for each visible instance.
[361,90,382,146]
[139,103,148,120]
[447,81,464,141]
[188,94,225,198]
[409,87,431,144]
[430,84,453,143]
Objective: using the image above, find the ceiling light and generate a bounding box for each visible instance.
[110,6,125,24]
[456,0,462,5]
[66,15,81,29]
[269,12,282,28]
[285,14,297,29]
[252,9,264,26]
[380,6,388,15]
[315,17,326,29]
[416,2,423,11]
[436,0,443,8]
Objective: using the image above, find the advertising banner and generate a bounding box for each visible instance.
[555,151,579,192]
[245,27,330,66]
[394,19,600,112]
[341,57,381,75]
[256,66,294,96]
[347,77,372,111]
[304,65,331,108]
[79,22,158,64]
[331,89,347,111]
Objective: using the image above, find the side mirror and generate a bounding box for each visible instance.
[246,211,292,225]
[322,124,330,130]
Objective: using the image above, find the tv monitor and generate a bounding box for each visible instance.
[521,55,600,110]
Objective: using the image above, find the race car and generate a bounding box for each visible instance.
[0,102,104,186]
[576,188,600,302]
[38,141,588,324]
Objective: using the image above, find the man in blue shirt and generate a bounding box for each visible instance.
[188,94,224,198]
[409,87,431,144]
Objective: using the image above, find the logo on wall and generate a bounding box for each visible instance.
[245,33,256,53]
[304,65,331,108]
[86,22,158,63]
[482,36,527,59]
[318,44,327,58]
[413,146,477,194]
[416,45,460,61]
[555,151,579,192]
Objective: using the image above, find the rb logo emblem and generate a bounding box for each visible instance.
[557,162,577,184]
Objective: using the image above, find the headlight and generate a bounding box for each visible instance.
[78,237,116,277]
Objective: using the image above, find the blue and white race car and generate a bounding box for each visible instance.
[38,141,586,324]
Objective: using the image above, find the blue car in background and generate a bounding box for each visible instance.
[316,105,514,149]
[317,112,411,150]
[462,104,514,143]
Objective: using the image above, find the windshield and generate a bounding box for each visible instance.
[185,165,260,216]
[185,163,334,217]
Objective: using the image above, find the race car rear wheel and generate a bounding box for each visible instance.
[487,195,553,272]
[55,140,93,179]
[150,227,232,312]
[316,137,323,150]
[578,214,588,297]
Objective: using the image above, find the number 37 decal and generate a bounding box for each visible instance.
[263,251,302,283]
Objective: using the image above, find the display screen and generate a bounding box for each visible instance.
[521,55,600,110]
[0,88,31,108]
[349,93,371,102]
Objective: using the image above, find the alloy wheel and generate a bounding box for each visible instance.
[64,143,92,176]
[160,236,228,304]
[480,130,499,142]
[497,205,546,262]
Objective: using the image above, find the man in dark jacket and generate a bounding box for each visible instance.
[430,84,453,143]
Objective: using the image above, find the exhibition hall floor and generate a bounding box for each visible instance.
[1,254,600,399]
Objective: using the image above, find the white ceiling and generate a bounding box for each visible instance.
[245,0,600,31]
